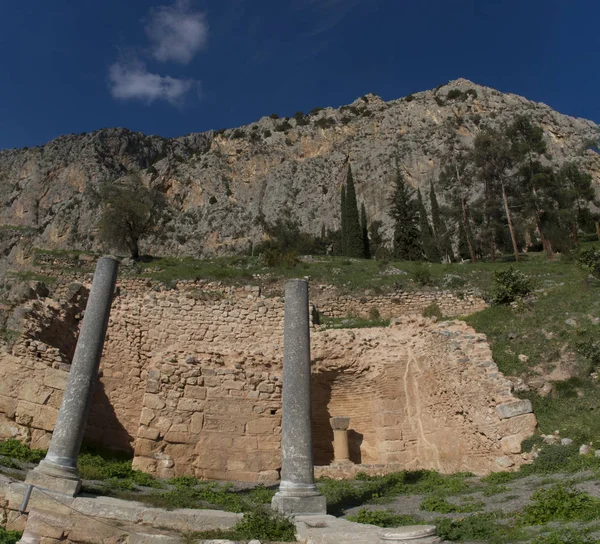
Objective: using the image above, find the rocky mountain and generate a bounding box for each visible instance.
[0,78,598,260]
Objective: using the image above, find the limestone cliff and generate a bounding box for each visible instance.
[0,78,598,259]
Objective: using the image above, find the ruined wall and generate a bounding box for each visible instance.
[0,277,536,481]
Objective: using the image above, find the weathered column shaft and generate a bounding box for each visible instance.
[272,279,326,515]
[32,257,118,490]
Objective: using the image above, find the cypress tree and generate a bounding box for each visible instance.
[344,166,364,258]
[360,203,371,259]
[389,168,423,261]
[340,185,347,255]
[429,180,454,262]
[417,189,440,262]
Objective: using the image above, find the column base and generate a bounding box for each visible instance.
[271,491,327,516]
[26,467,81,497]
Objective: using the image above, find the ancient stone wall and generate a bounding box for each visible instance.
[0,277,537,481]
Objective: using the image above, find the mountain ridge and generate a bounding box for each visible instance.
[0,78,598,261]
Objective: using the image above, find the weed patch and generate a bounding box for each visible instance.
[420,495,483,514]
[346,508,421,527]
[0,439,45,463]
[523,483,600,524]
[434,512,521,543]
[0,528,21,544]
[184,509,295,542]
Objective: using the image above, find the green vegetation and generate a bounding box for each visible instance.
[340,166,364,258]
[390,168,422,261]
[98,172,166,260]
[0,528,21,544]
[0,439,45,463]
[318,314,390,330]
[490,266,532,305]
[183,510,296,542]
[420,495,484,514]
[434,513,522,543]
[347,508,421,527]
[523,483,600,524]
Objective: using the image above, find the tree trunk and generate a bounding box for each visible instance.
[596,221,600,241]
[455,164,477,263]
[500,179,520,262]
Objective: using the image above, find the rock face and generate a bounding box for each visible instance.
[0,78,598,258]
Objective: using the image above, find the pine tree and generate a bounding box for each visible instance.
[360,203,371,259]
[389,168,423,261]
[340,185,347,255]
[429,180,454,262]
[417,189,440,262]
[344,166,364,258]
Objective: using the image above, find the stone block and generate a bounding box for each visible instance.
[500,413,537,435]
[496,400,533,419]
[247,418,277,435]
[33,405,59,431]
[184,385,207,399]
[164,431,194,444]
[139,407,155,426]
[177,398,205,412]
[15,400,38,426]
[0,395,17,419]
[134,438,163,457]
[132,456,157,473]
[190,412,204,434]
[203,416,246,434]
[144,394,166,410]
[44,368,67,391]
[271,492,327,515]
[138,427,161,440]
[500,435,523,454]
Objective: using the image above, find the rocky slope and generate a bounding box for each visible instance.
[0,78,598,260]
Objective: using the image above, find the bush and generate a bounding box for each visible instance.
[413,266,434,287]
[261,248,298,268]
[274,120,292,132]
[0,528,21,544]
[523,483,600,524]
[314,117,336,129]
[420,495,483,514]
[422,303,442,319]
[490,266,532,305]
[405,94,415,102]
[434,513,514,542]
[578,247,600,279]
[231,129,245,139]
[447,89,463,100]
[269,113,279,119]
[0,439,45,463]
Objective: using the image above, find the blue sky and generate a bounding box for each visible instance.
[1,0,598,150]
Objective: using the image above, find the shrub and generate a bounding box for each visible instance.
[261,248,298,268]
[0,439,45,463]
[434,96,445,107]
[422,302,442,319]
[434,513,514,542]
[577,247,600,279]
[274,120,292,132]
[0,528,21,544]
[369,306,381,320]
[490,266,532,305]
[405,94,415,102]
[420,495,483,514]
[263,129,272,138]
[231,129,245,139]
[315,117,336,128]
[269,113,279,119]
[447,89,463,100]
[523,483,600,524]
[464,88,478,99]
[413,266,434,287]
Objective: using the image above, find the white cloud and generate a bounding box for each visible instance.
[108,60,199,105]
[144,0,208,64]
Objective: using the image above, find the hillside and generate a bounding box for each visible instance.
[0,78,598,263]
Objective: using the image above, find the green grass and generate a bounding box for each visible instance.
[9,271,57,285]
[0,439,45,463]
[318,470,472,515]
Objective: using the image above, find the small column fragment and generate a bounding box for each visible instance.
[272,279,326,515]
[26,257,119,496]
[330,416,351,464]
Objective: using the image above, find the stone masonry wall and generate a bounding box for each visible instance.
[0,276,536,481]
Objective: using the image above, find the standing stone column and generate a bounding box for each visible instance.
[27,257,119,496]
[331,416,351,464]
[272,279,326,515]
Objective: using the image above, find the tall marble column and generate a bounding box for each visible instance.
[272,279,326,515]
[27,257,119,496]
